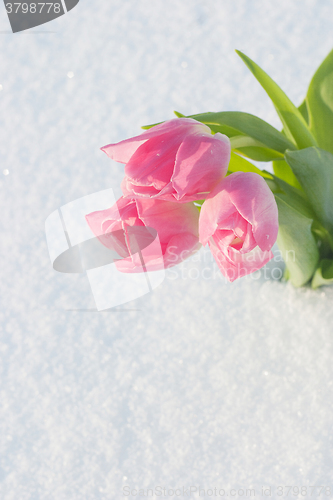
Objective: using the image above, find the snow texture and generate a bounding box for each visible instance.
[1,0,333,498]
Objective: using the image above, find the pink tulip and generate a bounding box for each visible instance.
[101,118,231,203]
[86,196,201,272]
[199,171,278,281]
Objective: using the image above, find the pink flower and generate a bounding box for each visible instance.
[86,196,201,272]
[101,118,231,203]
[199,171,278,281]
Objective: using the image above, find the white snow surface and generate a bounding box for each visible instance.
[1,1,333,498]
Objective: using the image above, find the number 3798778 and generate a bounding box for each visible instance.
[5,3,61,14]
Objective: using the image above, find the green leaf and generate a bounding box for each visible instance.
[236,50,318,149]
[142,122,161,130]
[227,151,273,178]
[186,111,296,154]
[173,110,185,118]
[275,195,319,287]
[311,259,333,289]
[268,173,315,219]
[285,147,333,233]
[298,99,309,124]
[272,159,302,189]
[311,220,333,256]
[229,135,284,161]
[306,49,333,155]
[143,111,295,161]
[236,146,284,162]
[271,99,310,188]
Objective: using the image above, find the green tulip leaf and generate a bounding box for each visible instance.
[268,173,314,219]
[236,146,284,162]
[143,111,295,162]
[236,50,317,149]
[298,99,309,124]
[229,135,284,161]
[173,111,185,118]
[271,99,310,188]
[275,195,319,287]
[186,111,296,154]
[306,49,333,155]
[272,159,302,189]
[227,151,273,178]
[285,147,333,233]
[311,220,333,256]
[311,259,333,289]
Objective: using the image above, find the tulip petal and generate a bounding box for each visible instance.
[136,197,199,244]
[223,172,278,251]
[101,118,208,164]
[199,171,277,281]
[164,233,202,269]
[86,195,200,274]
[86,206,114,238]
[172,132,230,201]
[115,229,164,272]
[85,198,143,257]
[124,134,182,189]
[209,238,273,282]
[108,118,229,203]
[240,221,257,253]
[199,190,236,245]
[212,229,236,249]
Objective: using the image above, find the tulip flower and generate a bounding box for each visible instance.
[199,171,279,281]
[101,118,231,203]
[86,196,201,272]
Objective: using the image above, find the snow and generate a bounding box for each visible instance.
[1,0,333,498]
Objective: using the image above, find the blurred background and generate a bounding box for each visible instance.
[1,1,333,498]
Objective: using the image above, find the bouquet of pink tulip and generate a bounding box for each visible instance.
[87,49,333,288]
